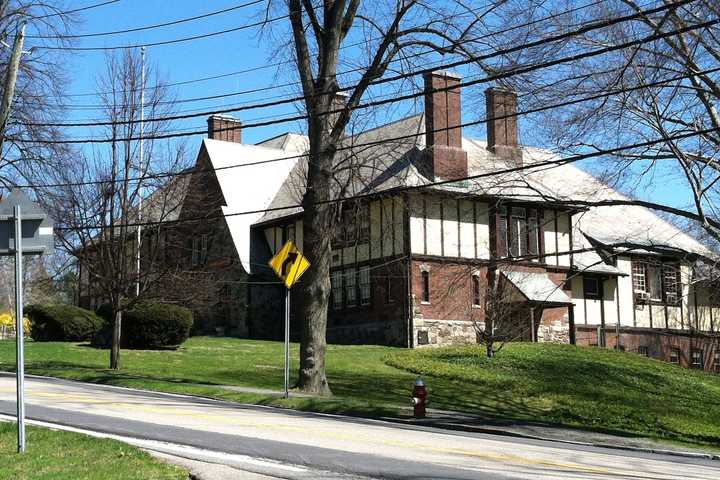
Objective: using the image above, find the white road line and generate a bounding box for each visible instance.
[0,414,308,474]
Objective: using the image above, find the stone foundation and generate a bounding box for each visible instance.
[413,318,480,347]
[537,314,570,343]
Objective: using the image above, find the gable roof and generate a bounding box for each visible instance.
[201,136,307,273]
[199,115,714,270]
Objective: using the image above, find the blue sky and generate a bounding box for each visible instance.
[24,0,691,209]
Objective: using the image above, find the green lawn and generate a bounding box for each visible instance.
[1,337,719,448]
[0,422,186,480]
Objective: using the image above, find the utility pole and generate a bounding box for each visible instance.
[0,22,27,454]
[135,46,145,297]
[0,22,26,154]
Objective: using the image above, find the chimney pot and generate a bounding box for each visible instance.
[207,115,243,143]
[485,87,521,165]
[423,71,468,180]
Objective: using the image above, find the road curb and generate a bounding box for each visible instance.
[394,418,720,462]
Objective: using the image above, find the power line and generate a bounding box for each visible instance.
[27,1,264,39]
[33,0,120,19]
[35,0,608,99]
[18,64,720,190]
[36,13,286,51]
[16,6,716,139]
[53,126,719,232]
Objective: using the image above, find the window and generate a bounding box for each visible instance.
[638,346,649,357]
[199,234,210,265]
[359,266,371,306]
[663,265,680,304]
[632,262,647,299]
[284,223,295,243]
[669,348,680,365]
[714,351,720,373]
[421,271,430,303]
[386,275,394,304]
[345,268,357,308]
[472,275,481,307]
[647,263,662,301]
[583,277,600,299]
[331,271,343,310]
[358,206,370,243]
[632,259,681,304]
[334,205,370,248]
[191,237,204,266]
[691,349,704,369]
[498,206,541,259]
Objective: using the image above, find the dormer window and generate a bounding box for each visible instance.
[497,206,541,259]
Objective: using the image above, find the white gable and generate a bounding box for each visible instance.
[203,136,306,273]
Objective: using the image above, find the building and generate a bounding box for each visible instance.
[85,71,720,371]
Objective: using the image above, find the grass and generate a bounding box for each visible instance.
[0,422,186,480]
[1,337,719,449]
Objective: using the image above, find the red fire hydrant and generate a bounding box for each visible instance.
[412,377,428,418]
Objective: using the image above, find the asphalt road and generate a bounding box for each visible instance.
[0,374,718,479]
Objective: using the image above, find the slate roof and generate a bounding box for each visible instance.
[197,113,714,273]
[501,270,573,305]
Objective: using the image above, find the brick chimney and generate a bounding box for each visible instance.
[424,71,468,180]
[207,114,242,143]
[485,87,522,165]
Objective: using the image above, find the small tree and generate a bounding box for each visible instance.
[51,49,189,369]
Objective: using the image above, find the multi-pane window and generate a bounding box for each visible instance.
[632,263,646,298]
[632,259,681,304]
[663,265,679,304]
[638,346,649,357]
[359,266,371,306]
[472,275,481,306]
[331,266,372,310]
[331,271,343,310]
[345,268,357,308]
[691,349,704,369]
[498,206,540,259]
[191,235,209,267]
[421,271,430,303]
[669,347,680,365]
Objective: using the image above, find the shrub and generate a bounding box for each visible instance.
[121,302,193,349]
[26,304,104,342]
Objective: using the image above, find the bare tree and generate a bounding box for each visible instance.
[281,0,507,395]
[48,49,191,369]
[493,0,720,247]
[0,1,79,190]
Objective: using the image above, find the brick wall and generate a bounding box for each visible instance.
[576,325,720,372]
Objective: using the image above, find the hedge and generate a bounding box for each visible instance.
[94,302,193,349]
[26,304,104,342]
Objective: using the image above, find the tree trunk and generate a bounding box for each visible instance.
[110,308,122,370]
[296,140,334,396]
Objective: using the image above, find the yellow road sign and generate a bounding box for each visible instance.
[268,240,311,289]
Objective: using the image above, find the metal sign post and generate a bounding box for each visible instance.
[13,205,25,453]
[268,240,310,399]
[284,288,290,399]
[0,189,54,454]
